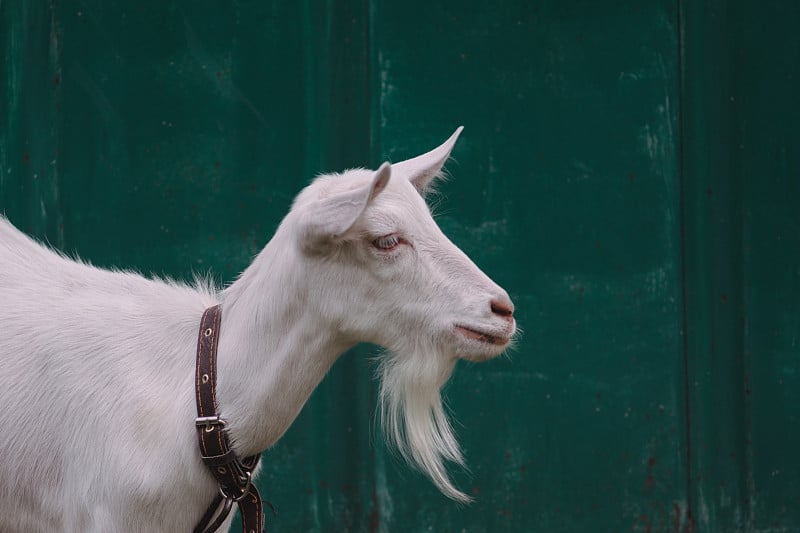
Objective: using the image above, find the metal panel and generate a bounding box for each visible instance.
[681,1,800,530]
[2,1,798,531]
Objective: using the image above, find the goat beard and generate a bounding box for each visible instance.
[377,345,471,503]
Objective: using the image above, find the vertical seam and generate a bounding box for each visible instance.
[676,0,695,529]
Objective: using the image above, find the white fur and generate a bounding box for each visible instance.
[0,128,516,532]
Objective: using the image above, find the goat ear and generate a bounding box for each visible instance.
[302,162,392,246]
[393,126,463,194]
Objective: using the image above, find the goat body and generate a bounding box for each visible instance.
[0,129,516,532]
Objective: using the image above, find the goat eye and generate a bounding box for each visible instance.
[371,234,400,250]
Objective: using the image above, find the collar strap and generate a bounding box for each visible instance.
[194,305,267,533]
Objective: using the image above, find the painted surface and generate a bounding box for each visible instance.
[681,2,800,531]
[1,1,797,531]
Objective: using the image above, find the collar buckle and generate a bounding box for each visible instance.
[195,415,226,431]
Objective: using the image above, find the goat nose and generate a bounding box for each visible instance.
[490,296,514,319]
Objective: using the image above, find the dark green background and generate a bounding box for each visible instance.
[2,1,798,531]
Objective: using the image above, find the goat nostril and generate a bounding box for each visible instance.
[491,298,514,318]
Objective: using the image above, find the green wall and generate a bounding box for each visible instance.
[1,1,798,531]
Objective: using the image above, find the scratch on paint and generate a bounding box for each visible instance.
[639,87,678,232]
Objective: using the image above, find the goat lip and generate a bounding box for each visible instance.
[454,325,510,346]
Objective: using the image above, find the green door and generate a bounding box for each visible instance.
[2,1,798,531]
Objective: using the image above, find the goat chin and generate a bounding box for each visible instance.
[378,343,472,503]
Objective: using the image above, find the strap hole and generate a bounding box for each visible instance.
[201,374,209,384]
[204,328,213,337]
[217,467,227,474]
[205,425,214,433]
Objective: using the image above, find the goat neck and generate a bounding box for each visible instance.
[215,222,349,457]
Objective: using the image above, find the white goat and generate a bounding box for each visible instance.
[0,128,516,532]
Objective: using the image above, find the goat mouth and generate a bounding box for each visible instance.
[454,325,509,346]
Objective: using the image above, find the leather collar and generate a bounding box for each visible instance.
[193,305,267,533]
